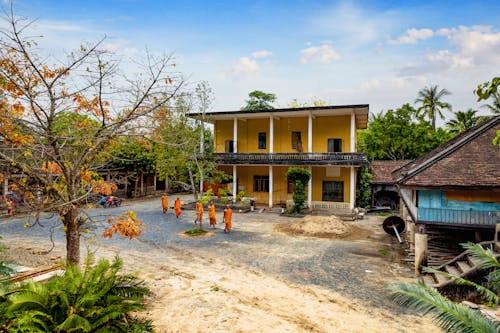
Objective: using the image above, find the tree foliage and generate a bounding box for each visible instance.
[356,165,372,208]
[446,109,479,135]
[241,90,276,110]
[358,104,451,161]
[0,10,183,264]
[475,77,500,146]
[286,167,311,213]
[415,85,452,130]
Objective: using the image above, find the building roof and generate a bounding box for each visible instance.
[394,116,500,189]
[188,104,369,129]
[370,160,410,184]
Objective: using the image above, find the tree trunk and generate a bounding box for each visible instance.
[64,206,81,265]
[188,166,198,201]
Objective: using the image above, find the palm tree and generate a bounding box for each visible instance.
[446,109,479,134]
[2,255,154,332]
[481,93,500,114]
[415,85,452,130]
[388,243,500,333]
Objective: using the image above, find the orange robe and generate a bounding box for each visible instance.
[174,199,182,218]
[196,202,203,224]
[223,207,232,232]
[162,195,168,213]
[208,204,216,226]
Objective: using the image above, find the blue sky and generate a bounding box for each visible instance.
[5,0,500,122]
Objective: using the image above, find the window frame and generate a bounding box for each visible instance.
[258,132,267,150]
[253,175,270,192]
[327,138,342,153]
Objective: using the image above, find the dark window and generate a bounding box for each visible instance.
[322,181,344,202]
[327,138,342,152]
[225,140,234,153]
[258,132,266,149]
[292,131,303,152]
[254,176,269,192]
[287,180,295,194]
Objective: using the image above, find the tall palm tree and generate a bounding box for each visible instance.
[446,109,479,134]
[415,85,452,130]
[481,93,500,114]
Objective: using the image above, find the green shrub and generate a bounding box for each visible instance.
[2,255,153,332]
[201,189,213,205]
[184,228,208,236]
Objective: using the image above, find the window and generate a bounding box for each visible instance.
[322,181,344,202]
[254,176,269,192]
[327,138,342,152]
[225,140,234,153]
[258,132,266,149]
[287,180,295,194]
[291,131,303,152]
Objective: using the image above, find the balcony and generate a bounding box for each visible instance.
[418,207,499,227]
[214,152,367,166]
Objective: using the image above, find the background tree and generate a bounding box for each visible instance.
[356,166,372,208]
[415,85,452,130]
[475,77,500,146]
[358,104,451,161]
[194,81,214,196]
[286,167,311,213]
[153,95,217,201]
[241,90,276,110]
[0,10,183,264]
[446,109,479,135]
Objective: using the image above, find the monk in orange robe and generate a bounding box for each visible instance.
[223,204,232,233]
[174,197,182,219]
[195,200,203,227]
[208,201,216,229]
[162,193,168,214]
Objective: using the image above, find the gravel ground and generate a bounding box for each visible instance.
[0,195,414,312]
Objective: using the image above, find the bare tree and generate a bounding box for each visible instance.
[0,8,183,264]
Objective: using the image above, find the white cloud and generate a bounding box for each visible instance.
[390,28,434,44]
[300,43,340,64]
[229,57,259,78]
[252,50,272,59]
[397,25,500,75]
[102,39,138,57]
[34,20,85,32]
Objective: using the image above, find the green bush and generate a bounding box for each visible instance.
[1,255,153,332]
[201,189,213,205]
[286,168,311,213]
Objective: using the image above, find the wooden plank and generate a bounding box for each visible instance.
[445,265,460,276]
[456,261,472,274]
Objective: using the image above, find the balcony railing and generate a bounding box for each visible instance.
[418,207,499,226]
[214,152,367,166]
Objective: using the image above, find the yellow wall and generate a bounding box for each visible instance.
[214,120,233,152]
[311,166,351,203]
[214,115,354,153]
[217,165,355,206]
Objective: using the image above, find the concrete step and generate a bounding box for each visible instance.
[445,265,461,277]
[456,261,472,274]
[434,272,450,286]
[422,274,436,286]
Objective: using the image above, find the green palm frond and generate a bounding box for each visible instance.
[462,242,500,271]
[388,282,499,333]
[424,267,499,305]
[55,313,92,332]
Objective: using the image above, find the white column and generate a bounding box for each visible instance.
[233,117,238,153]
[232,165,237,202]
[308,166,312,210]
[350,112,355,152]
[308,112,313,152]
[269,165,273,208]
[269,116,274,153]
[349,166,355,209]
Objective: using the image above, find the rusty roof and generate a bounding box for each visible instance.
[394,116,500,189]
[370,160,410,184]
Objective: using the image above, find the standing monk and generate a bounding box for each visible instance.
[208,201,216,229]
[195,200,203,227]
[162,193,168,214]
[223,204,232,233]
[174,197,182,220]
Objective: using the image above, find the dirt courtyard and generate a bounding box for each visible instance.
[0,198,440,332]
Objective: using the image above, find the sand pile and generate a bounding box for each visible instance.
[275,215,358,239]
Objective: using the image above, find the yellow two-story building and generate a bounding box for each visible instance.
[193,104,368,210]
